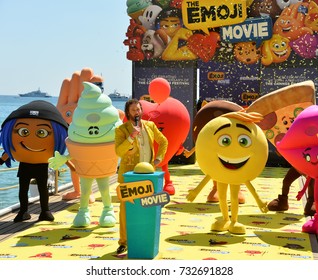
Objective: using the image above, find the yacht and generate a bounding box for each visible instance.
[19,88,51,98]
[108,90,128,101]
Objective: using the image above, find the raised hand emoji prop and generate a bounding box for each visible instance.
[0,101,68,222]
[49,82,122,227]
[195,111,268,234]
[185,100,245,203]
[57,68,103,203]
[277,105,318,234]
[273,2,313,41]
[140,78,190,195]
[246,81,316,213]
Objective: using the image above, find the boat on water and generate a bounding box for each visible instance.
[108,90,129,101]
[19,88,51,98]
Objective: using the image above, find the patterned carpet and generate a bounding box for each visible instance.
[0,163,315,260]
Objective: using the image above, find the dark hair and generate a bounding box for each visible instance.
[124,99,143,120]
[155,8,182,29]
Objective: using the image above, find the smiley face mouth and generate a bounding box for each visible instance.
[218,154,250,170]
[20,142,46,152]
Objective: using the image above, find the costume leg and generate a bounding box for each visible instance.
[14,176,31,222]
[97,177,116,227]
[268,166,300,211]
[207,181,245,204]
[18,176,30,213]
[73,177,93,227]
[304,178,316,216]
[37,173,54,221]
[162,164,175,195]
[211,182,230,231]
[302,179,318,234]
[62,170,81,200]
[37,175,49,212]
[207,181,218,203]
[62,169,95,203]
[229,184,245,234]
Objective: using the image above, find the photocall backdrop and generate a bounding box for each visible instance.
[124,0,318,165]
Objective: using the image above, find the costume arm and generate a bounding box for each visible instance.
[48,151,71,170]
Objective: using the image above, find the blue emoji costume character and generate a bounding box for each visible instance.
[0,100,68,222]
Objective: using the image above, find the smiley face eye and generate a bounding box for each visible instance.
[36,129,50,138]
[17,127,30,137]
[218,134,232,147]
[303,153,311,162]
[238,134,252,147]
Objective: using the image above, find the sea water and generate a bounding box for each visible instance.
[0,95,125,211]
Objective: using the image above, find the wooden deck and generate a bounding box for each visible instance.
[0,175,118,243]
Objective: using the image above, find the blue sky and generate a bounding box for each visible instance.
[0,0,132,96]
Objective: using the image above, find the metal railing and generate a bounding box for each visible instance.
[0,168,59,194]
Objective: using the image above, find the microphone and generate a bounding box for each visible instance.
[134,116,140,126]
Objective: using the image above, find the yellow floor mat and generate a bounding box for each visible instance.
[0,164,315,260]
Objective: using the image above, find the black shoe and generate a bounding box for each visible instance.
[116,245,127,254]
[14,212,31,222]
[38,211,54,221]
[304,199,316,216]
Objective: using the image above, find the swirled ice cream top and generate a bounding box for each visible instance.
[68,82,122,143]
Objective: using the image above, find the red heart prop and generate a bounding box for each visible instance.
[187,32,220,62]
[140,97,190,166]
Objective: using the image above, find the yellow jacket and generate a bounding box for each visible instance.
[115,119,168,183]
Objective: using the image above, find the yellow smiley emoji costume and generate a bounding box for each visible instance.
[195,111,268,234]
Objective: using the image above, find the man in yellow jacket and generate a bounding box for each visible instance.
[115,99,168,254]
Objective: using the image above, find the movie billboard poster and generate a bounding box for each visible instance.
[260,53,318,103]
[123,0,318,166]
[198,59,261,108]
[132,60,197,163]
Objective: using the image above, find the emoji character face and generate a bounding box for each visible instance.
[260,105,305,145]
[192,100,243,143]
[277,105,318,178]
[138,5,162,30]
[273,2,313,41]
[234,42,261,64]
[11,118,55,164]
[196,112,268,185]
[157,8,182,38]
[159,16,181,38]
[261,34,291,65]
[123,19,146,61]
[68,83,122,144]
[141,29,170,59]
[246,81,315,147]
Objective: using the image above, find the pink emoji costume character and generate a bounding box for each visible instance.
[277,104,318,234]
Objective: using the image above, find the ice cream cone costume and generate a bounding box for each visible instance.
[49,82,122,227]
[66,139,117,178]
